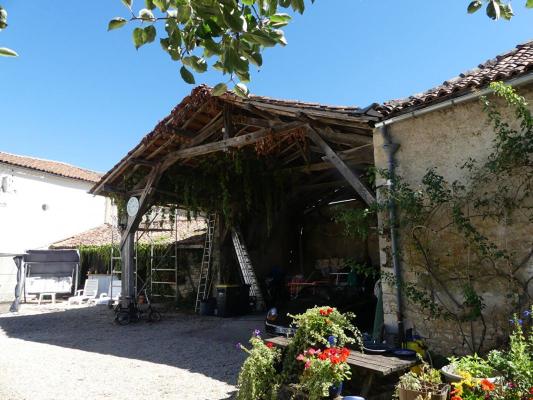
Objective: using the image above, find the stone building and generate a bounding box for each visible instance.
[373,41,533,354]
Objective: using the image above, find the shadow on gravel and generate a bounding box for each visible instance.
[0,306,264,386]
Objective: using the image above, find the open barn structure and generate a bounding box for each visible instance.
[91,85,382,321]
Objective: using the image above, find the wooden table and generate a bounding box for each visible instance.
[265,336,418,397]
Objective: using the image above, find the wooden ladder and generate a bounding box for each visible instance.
[232,229,265,311]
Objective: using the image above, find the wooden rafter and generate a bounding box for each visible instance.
[120,163,164,248]
[161,121,306,171]
[306,126,376,205]
[317,126,372,146]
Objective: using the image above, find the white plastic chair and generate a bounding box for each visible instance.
[68,279,99,305]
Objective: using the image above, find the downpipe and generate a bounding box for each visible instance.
[380,125,405,344]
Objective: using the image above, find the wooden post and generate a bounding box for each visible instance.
[306,125,376,206]
[121,220,136,304]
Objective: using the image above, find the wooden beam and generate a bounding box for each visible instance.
[182,101,210,129]
[120,163,164,249]
[318,126,372,146]
[129,158,157,167]
[306,126,376,205]
[188,111,224,147]
[287,159,368,173]
[161,121,306,170]
[233,114,275,128]
[223,103,233,139]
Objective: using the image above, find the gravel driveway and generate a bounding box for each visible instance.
[0,302,262,400]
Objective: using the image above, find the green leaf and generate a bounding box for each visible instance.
[269,13,291,24]
[249,52,263,67]
[145,0,155,10]
[241,31,278,47]
[153,0,170,12]
[212,83,228,96]
[180,65,195,84]
[486,0,501,19]
[183,56,207,72]
[0,47,18,57]
[290,0,305,14]
[0,7,7,23]
[144,25,157,43]
[526,0,533,8]
[233,83,249,98]
[133,27,145,49]
[241,0,255,5]
[108,17,128,31]
[121,0,133,9]
[500,3,514,19]
[467,0,483,13]
[138,8,156,21]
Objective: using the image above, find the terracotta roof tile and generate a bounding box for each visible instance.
[0,151,102,183]
[379,40,533,117]
[50,219,206,249]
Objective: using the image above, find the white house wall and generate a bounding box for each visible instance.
[0,164,109,301]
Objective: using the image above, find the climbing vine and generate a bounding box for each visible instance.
[147,148,292,232]
[337,82,533,353]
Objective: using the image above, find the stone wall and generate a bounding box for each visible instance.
[373,84,533,355]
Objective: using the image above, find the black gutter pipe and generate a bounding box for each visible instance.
[380,124,405,345]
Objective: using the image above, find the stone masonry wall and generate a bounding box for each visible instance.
[373,84,533,355]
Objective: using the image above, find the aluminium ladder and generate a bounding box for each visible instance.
[231,229,265,311]
[194,214,216,312]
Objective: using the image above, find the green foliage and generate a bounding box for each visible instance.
[236,335,281,400]
[336,83,533,352]
[282,306,361,379]
[448,354,495,378]
[487,308,533,398]
[237,308,360,399]
[395,359,443,398]
[297,347,352,400]
[0,5,17,57]
[334,206,374,239]
[467,0,533,20]
[110,0,316,94]
[153,149,290,231]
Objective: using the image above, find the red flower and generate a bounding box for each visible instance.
[266,342,274,349]
[480,379,495,392]
[319,307,334,316]
[450,396,463,400]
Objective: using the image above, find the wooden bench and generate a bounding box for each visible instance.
[265,336,418,397]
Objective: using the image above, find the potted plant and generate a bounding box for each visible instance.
[283,306,362,378]
[396,361,449,400]
[236,329,282,400]
[296,345,352,400]
[441,354,496,383]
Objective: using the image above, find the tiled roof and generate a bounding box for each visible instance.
[50,219,206,249]
[0,151,102,183]
[91,85,377,194]
[379,40,533,117]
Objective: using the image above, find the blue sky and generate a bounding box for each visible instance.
[0,1,531,173]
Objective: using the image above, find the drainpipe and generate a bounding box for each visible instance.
[380,125,405,345]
